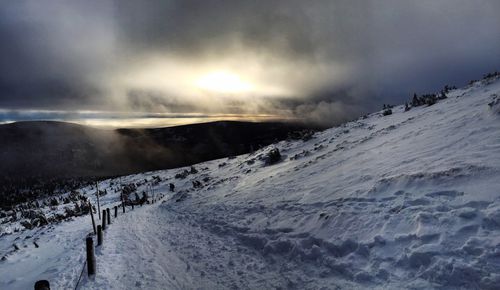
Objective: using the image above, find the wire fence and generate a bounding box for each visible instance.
[74,260,87,290]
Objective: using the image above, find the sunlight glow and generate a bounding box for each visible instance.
[195,71,254,94]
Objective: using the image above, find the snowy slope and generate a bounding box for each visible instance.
[1,77,500,289]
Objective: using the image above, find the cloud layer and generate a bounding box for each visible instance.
[1,0,499,126]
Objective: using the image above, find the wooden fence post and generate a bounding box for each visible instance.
[121,191,126,213]
[89,202,96,235]
[102,210,106,231]
[106,208,111,224]
[34,280,50,290]
[86,236,96,276]
[120,176,126,214]
[114,206,118,218]
[96,182,101,220]
[97,225,103,246]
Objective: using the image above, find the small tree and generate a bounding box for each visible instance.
[265,148,281,165]
[412,93,419,106]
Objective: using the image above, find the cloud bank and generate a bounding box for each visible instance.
[1,0,499,126]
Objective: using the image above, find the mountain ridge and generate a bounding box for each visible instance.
[0,120,315,178]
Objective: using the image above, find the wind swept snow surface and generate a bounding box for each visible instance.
[2,77,500,289]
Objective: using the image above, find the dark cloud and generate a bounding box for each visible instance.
[0,0,114,108]
[1,0,499,126]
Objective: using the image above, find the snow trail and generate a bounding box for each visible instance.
[80,201,291,290]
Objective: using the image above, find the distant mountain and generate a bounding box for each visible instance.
[0,120,315,178]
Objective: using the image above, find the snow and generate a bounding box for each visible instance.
[1,77,500,289]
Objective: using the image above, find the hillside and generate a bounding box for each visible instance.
[1,76,500,289]
[0,120,312,178]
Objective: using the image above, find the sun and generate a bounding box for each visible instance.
[195,71,253,94]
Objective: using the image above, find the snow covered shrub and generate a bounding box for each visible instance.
[381,104,393,116]
[483,71,500,81]
[290,150,310,160]
[20,220,33,230]
[175,169,190,179]
[265,148,281,165]
[152,175,161,185]
[488,95,500,114]
[141,192,148,204]
[425,95,437,106]
[410,93,439,107]
[192,180,202,188]
[287,129,315,142]
[64,206,75,217]
[50,198,59,206]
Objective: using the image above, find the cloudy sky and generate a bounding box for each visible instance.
[1,0,499,127]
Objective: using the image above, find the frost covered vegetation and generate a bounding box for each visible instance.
[0,177,97,208]
[1,74,500,289]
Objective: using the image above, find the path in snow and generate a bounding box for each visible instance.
[80,200,294,290]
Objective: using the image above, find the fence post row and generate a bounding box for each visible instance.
[48,189,166,288]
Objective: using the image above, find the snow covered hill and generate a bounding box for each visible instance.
[1,76,500,289]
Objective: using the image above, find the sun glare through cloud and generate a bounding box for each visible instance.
[195,71,253,94]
